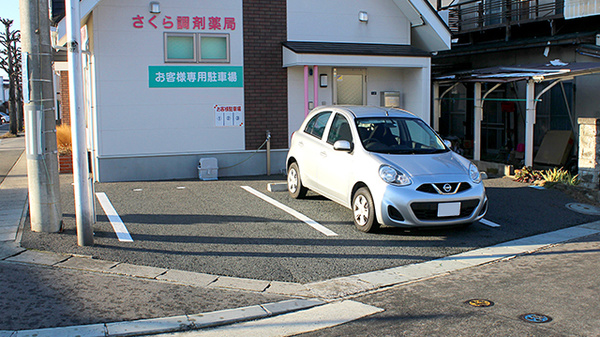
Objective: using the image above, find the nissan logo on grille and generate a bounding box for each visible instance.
[443,183,452,193]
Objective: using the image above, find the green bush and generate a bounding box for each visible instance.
[514,166,579,186]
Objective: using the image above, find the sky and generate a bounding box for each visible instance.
[0,0,21,78]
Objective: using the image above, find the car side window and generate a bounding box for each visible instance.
[327,114,353,145]
[304,112,332,139]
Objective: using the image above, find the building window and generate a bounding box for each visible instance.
[165,33,196,62]
[200,34,229,62]
[165,33,229,63]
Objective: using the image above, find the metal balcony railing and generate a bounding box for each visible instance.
[443,0,564,34]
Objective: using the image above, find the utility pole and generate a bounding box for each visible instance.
[19,0,62,232]
[66,0,94,246]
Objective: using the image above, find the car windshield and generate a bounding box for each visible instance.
[356,117,449,154]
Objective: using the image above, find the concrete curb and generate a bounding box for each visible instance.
[2,299,325,337]
[2,222,599,336]
[3,221,599,336]
[4,221,600,300]
[267,182,287,192]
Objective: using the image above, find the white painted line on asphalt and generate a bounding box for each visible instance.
[479,218,501,228]
[95,192,134,242]
[241,186,339,237]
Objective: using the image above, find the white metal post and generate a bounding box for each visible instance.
[473,82,482,161]
[66,0,94,246]
[433,82,440,131]
[525,79,536,167]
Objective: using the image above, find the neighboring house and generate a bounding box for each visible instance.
[0,77,7,104]
[52,0,450,182]
[431,0,600,168]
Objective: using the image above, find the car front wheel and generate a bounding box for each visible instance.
[287,162,307,199]
[352,187,380,233]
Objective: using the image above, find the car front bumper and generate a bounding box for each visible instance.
[376,176,488,228]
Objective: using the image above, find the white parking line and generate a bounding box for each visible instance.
[241,186,339,237]
[95,192,134,242]
[479,218,501,228]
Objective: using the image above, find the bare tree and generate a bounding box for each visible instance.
[0,18,21,135]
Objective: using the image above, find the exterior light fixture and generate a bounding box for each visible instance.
[358,11,368,23]
[150,2,160,14]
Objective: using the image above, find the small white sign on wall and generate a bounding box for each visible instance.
[214,105,243,127]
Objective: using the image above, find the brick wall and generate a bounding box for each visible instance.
[243,0,288,150]
[59,71,70,125]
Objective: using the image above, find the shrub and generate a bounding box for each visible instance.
[541,167,579,186]
[56,124,72,155]
[514,166,579,186]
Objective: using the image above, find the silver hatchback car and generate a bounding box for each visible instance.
[286,106,487,232]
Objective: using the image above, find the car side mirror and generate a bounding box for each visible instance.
[333,140,352,152]
[443,140,452,148]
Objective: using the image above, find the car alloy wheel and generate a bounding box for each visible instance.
[287,162,307,199]
[352,187,379,233]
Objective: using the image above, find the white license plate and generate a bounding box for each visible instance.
[438,202,461,217]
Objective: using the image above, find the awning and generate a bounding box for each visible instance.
[433,61,600,167]
[435,61,600,83]
[283,41,431,57]
[282,41,432,68]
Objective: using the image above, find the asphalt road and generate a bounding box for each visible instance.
[20,173,600,284]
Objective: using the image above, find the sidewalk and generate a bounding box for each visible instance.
[1,135,600,336]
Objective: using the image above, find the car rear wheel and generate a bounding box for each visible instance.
[288,162,307,199]
[352,187,380,233]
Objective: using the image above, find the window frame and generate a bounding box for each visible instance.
[164,33,198,63]
[199,33,230,63]
[164,32,231,64]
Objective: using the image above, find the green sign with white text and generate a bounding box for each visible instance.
[149,66,243,88]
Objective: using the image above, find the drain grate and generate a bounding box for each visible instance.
[519,313,552,323]
[465,299,494,307]
[566,203,600,215]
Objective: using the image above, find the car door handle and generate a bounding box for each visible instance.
[298,141,304,147]
[320,151,327,157]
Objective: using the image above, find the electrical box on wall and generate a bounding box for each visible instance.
[380,91,402,108]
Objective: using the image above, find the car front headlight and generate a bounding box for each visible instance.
[379,165,411,186]
[469,162,481,183]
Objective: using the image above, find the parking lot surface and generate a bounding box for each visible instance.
[21,174,600,284]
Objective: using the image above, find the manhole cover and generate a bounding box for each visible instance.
[519,313,552,323]
[566,203,600,215]
[465,299,494,307]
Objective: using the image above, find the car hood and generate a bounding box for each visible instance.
[373,151,470,177]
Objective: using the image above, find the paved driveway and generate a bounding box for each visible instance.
[20,174,600,284]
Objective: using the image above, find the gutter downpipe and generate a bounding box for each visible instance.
[313,65,319,109]
[304,65,309,117]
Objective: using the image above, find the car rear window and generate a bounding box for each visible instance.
[304,112,332,139]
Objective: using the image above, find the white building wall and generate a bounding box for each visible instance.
[288,64,431,137]
[287,0,411,44]
[92,0,244,159]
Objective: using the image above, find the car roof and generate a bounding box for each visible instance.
[331,106,417,119]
